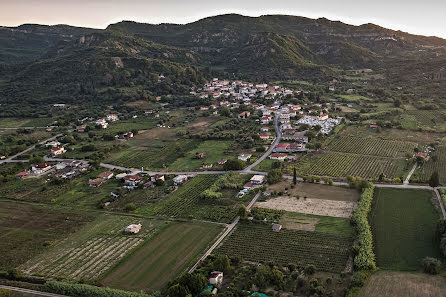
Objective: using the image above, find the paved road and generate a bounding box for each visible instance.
[245,113,281,172]
[0,285,69,297]
[0,134,61,165]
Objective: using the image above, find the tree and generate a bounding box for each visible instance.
[293,167,297,185]
[220,107,230,117]
[178,273,207,296]
[422,257,441,274]
[394,98,402,107]
[268,169,282,184]
[223,159,245,171]
[429,171,440,188]
[167,284,190,297]
[238,205,248,218]
[440,237,446,257]
[212,255,231,272]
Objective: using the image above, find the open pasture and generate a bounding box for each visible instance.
[20,214,163,281]
[102,221,223,292]
[0,200,92,271]
[167,140,233,170]
[328,136,416,158]
[359,271,446,297]
[216,223,353,273]
[370,188,442,271]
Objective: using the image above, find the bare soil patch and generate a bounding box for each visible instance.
[187,117,221,134]
[256,196,356,218]
[268,181,360,202]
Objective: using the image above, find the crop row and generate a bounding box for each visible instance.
[414,161,446,184]
[26,236,143,280]
[151,175,219,217]
[329,137,415,158]
[216,224,353,273]
[306,152,402,179]
[406,110,446,126]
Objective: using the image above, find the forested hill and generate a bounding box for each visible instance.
[1,14,446,115]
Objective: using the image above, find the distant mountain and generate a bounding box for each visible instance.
[0,24,98,64]
[1,14,446,113]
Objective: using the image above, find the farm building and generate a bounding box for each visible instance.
[151,174,165,182]
[173,175,189,185]
[218,159,227,165]
[31,163,52,175]
[125,224,142,234]
[50,146,66,157]
[238,154,252,162]
[89,178,105,188]
[272,224,282,232]
[16,171,29,179]
[209,271,223,286]
[98,171,114,180]
[250,175,266,185]
[269,153,287,161]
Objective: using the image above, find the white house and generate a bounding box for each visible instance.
[125,224,142,234]
[209,271,223,286]
[238,154,252,162]
[250,175,265,185]
[50,146,66,157]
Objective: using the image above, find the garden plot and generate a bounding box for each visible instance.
[256,196,357,218]
[20,214,163,281]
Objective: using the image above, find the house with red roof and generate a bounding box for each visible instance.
[269,153,287,161]
[98,171,114,180]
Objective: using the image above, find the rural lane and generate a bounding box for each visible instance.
[0,134,61,165]
[0,285,69,297]
[404,163,417,185]
[188,191,261,273]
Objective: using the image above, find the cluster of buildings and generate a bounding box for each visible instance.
[296,116,342,135]
[192,78,297,102]
[239,175,266,196]
[16,160,88,179]
[45,141,66,157]
[93,114,119,129]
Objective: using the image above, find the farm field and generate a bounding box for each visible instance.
[216,223,353,273]
[137,174,248,223]
[280,212,355,236]
[20,214,164,281]
[167,140,233,170]
[359,271,446,297]
[370,188,442,271]
[102,221,223,292]
[106,138,200,170]
[399,110,446,131]
[0,117,53,128]
[256,196,356,218]
[268,181,360,202]
[412,146,446,184]
[0,200,92,271]
[304,152,407,179]
[328,136,416,158]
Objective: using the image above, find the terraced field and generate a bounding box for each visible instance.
[329,137,416,158]
[20,214,164,281]
[216,223,353,273]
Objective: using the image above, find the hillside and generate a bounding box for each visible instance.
[0,31,206,116]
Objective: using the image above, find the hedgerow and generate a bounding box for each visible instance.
[44,281,158,297]
[350,186,376,271]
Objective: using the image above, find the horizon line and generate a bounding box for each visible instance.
[2,12,445,40]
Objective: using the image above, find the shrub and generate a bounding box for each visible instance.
[422,257,441,275]
[44,281,156,297]
[350,186,376,271]
[124,203,137,212]
[304,264,316,275]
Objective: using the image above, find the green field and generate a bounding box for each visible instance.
[0,200,92,271]
[0,117,53,128]
[168,140,232,170]
[370,188,443,271]
[102,221,223,292]
[20,213,164,281]
[216,223,353,273]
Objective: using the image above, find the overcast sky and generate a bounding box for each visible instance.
[1,0,446,38]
